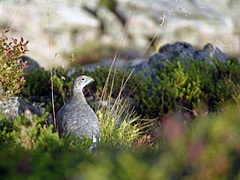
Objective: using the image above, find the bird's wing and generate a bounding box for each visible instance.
[57,100,100,141]
[56,98,75,133]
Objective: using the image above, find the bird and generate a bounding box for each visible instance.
[56,75,100,149]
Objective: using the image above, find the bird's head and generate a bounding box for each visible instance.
[73,75,94,95]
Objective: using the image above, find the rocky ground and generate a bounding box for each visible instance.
[0,0,239,69]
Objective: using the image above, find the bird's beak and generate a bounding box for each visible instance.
[90,77,94,82]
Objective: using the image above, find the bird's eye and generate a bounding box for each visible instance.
[81,77,86,82]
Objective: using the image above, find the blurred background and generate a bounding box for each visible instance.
[1,0,239,69]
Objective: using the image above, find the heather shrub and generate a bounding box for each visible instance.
[134,58,240,118]
[0,29,28,99]
[1,105,240,179]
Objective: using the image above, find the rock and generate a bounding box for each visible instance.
[158,42,196,62]
[0,96,19,120]
[22,56,41,72]
[77,41,230,80]
[132,59,149,75]
[68,57,146,76]
[18,98,45,117]
[133,41,230,78]
[195,43,229,63]
[0,96,45,120]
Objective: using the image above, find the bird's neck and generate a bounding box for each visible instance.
[72,89,87,103]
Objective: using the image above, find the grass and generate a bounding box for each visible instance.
[97,98,153,149]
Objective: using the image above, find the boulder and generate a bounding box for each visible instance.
[0,96,45,120]
[133,41,229,77]
[22,56,41,72]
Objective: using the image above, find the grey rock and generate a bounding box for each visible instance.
[157,41,229,63]
[18,98,45,117]
[76,41,230,83]
[0,96,19,120]
[134,41,229,78]
[68,57,146,76]
[0,96,45,120]
[22,56,41,72]
[195,43,229,63]
[56,75,100,149]
[134,60,150,76]
[148,53,169,70]
[158,42,195,61]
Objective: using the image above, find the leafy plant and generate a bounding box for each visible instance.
[0,28,28,99]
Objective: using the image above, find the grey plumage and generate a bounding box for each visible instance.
[56,75,100,147]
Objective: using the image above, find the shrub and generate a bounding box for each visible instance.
[0,110,92,180]
[22,66,79,113]
[1,106,240,179]
[0,28,28,99]
[22,64,141,113]
[22,56,240,120]
[21,56,240,125]
[134,58,240,118]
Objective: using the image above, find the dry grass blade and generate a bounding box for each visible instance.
[97,94,155,149]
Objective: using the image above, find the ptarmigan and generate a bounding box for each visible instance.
[56,75,100,148]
